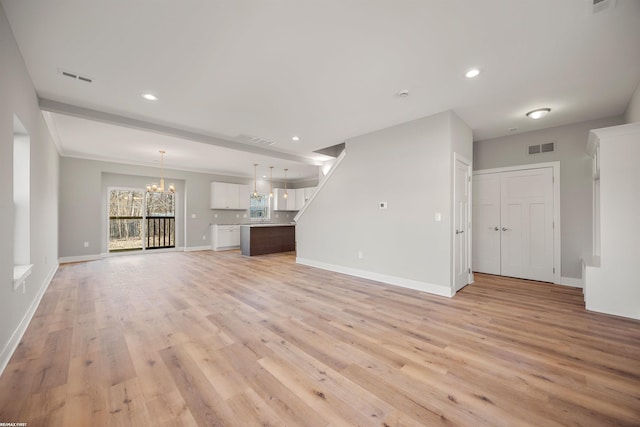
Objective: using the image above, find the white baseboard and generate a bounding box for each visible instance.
[296,257,454,298]
[59,254,102,264]
[0,262,59,376]
[185,245,212,252]
[212,245,240,252]
[559,276,583,288]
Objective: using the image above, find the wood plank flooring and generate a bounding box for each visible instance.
[0,250,639,426]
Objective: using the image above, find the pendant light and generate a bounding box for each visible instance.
[269,166,274,198]
[252,163,259,197]
[146,150,175,193]
[283,168,288,198]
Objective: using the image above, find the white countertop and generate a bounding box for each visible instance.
[240,223,295,227]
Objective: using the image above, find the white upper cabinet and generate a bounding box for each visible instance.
[211,182,250,209]
[273,188,296,211]
[294,188,306,210]
[273,186,317,211]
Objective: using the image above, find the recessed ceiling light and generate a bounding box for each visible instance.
[465,68,480,78]
[526,108,551,120]
[292,136,300,141]
[142,93,158,101]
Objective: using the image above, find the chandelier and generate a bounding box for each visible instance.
[146,150,175,193]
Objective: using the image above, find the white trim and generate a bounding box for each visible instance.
[559,276,583,288]
[296,257,454,298]
[473,161,561,285]
[13,264,33,292]
[0,263,59,377]
[294,149,347,222]
[59,254,103,264]
[108,247,180,257]
[474,161,560,176]
[185,245,213,252]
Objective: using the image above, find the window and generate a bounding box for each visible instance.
[13,115,31,290]
[250,194,270,221]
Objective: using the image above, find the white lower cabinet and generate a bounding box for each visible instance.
[212,224,240,250]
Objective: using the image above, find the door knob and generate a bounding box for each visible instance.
[456,230,464,234]
[502,227,511,231]
[490,227,499,231]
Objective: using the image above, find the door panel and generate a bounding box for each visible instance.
[454,158,471,291]
[472,174,501,274]
[500,168,554,282]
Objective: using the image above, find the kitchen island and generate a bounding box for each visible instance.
[240,224,295,256]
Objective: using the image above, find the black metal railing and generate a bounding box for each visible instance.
[146,216,175,249]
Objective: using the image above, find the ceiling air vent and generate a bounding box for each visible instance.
[239,134,276,146]
[59,68,93,83]
[527,142,555,155]
[592,0,616,14]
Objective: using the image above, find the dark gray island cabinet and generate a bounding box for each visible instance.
[240,224,295,256]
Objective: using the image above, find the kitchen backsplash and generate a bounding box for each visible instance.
[210,209,297,225]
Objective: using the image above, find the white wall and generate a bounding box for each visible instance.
[584,122,640,319]
[473,115,623,280]
[624,79,640,124]
[296,111,472,296]
[0,4,60,372]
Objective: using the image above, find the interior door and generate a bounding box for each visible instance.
[454,157,471,291]
[472,174,501,275]
[500,168,554,282]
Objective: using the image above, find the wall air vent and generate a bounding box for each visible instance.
[527,142,555,155]
[59,68,93,83]
[592,0,616,14]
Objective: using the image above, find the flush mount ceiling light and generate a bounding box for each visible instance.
[292,136,300,142]
[526,108,551,120]
[146,150,175,194]
[142,93,158,101]
[465,68,480,78]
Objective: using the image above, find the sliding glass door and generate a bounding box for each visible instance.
[108,188,175,252]
[145,192,175,249]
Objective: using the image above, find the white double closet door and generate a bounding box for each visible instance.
[473,167,555,282]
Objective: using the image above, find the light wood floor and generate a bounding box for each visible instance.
[1,251,639,426]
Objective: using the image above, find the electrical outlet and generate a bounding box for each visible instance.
[83,241,89,248]
[358,250,363,259]
[214,213,218,218]
[435,212,442,221]
[202,235,206,240]
[191,213,197,219]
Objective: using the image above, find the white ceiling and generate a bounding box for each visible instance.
[3,0,640,180]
